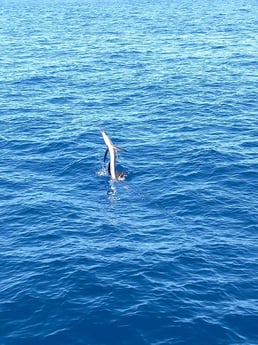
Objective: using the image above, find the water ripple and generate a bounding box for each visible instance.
[1,1,258,345]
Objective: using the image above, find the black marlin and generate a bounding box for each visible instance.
[100,128,126,181]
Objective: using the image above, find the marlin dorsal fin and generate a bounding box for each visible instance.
[104,148,109,162]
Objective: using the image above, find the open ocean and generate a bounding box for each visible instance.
[0,0,258,344]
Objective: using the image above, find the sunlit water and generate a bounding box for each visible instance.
[0,0,257,344]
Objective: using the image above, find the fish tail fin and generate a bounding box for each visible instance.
[114,145,127,151]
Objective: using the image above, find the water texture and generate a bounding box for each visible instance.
[0,0,258,344]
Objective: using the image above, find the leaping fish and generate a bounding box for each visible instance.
[100,128,126,181]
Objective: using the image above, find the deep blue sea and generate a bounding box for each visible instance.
[0,0,258,344]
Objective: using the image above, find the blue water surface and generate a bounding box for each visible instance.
[0,0,258,344]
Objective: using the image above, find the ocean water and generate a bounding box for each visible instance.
[0,0,257,344]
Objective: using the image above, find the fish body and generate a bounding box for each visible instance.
[100,129,126,181]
